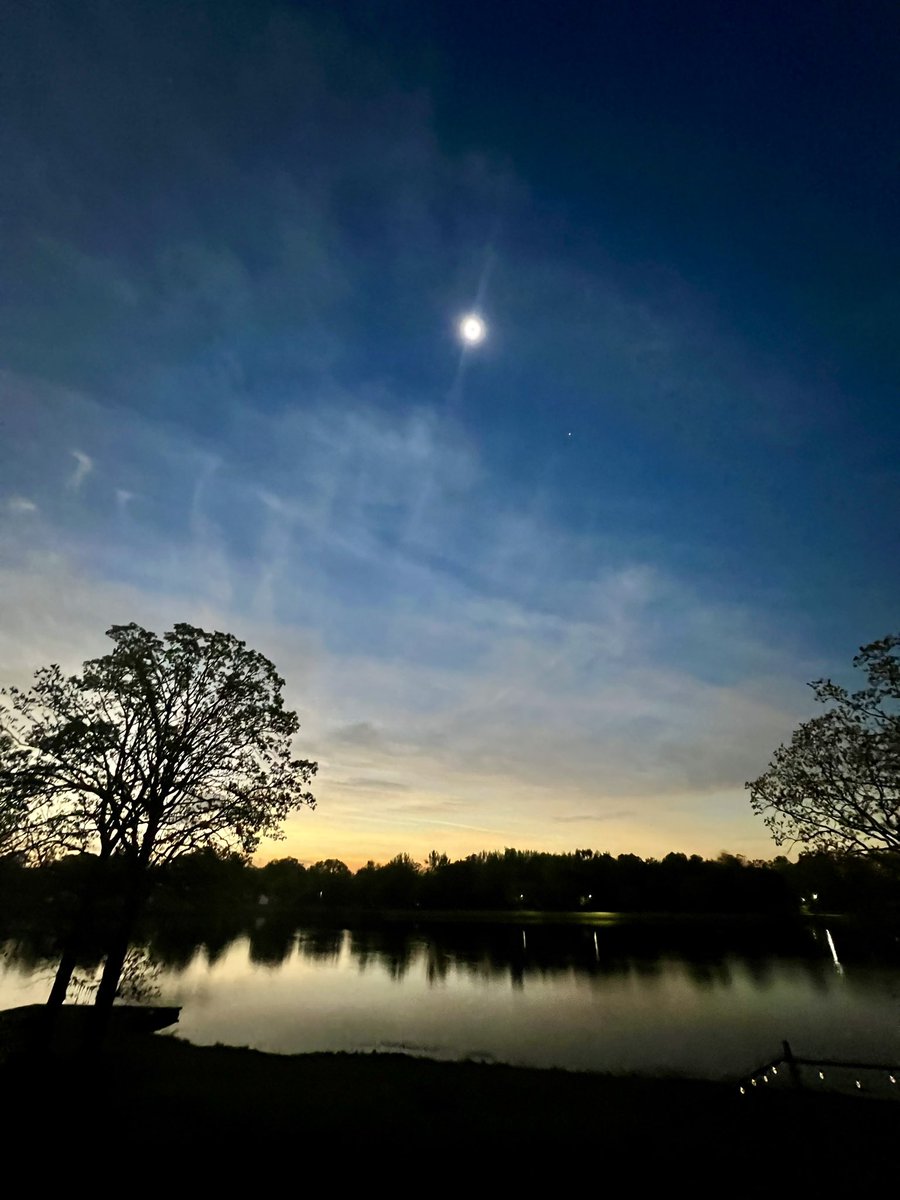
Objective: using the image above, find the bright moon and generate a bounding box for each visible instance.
[459,313,486,345]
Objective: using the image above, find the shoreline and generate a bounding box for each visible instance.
[211,905,855,925]
[2,1007,897,1175]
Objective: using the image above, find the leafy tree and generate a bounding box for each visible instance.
[747,635,900,855]
[311,858,351,876]
[0,730,31,857]
[307,858,353,905]
[0,622,317,1006]
[425,849,449,871]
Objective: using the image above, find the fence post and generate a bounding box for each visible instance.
[783,1039,803,1089]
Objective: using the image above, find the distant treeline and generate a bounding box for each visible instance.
[2,846,898,924]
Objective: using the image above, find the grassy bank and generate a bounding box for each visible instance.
[1,1007,896,1179]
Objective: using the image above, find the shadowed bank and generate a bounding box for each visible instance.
[1,1009,896,1180]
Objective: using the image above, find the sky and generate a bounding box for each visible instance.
[1,0,898,868]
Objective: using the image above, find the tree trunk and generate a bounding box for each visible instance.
[47,948,78,1007]
[94,930,130,1010]
[90,867,149,1043]
[46,853,108,1009]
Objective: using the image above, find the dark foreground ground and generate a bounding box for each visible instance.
[1,1006,896,1182]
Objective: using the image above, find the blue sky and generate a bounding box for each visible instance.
[1,1,897,864]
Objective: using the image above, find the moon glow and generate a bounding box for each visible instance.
[459,313,487,345]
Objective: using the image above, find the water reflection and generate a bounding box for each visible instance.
[2,915,899,1077]
[297,927,344,965]
[5,915,886,991]
[248,921,296,967]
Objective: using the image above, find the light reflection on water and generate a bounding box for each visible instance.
[2,919,898,1078]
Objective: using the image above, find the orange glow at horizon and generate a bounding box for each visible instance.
[254,788,783,870]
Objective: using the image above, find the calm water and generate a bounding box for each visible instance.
[2,917,899,1079]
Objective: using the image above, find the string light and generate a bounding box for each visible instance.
[738,1057,899,1098]
[739,1051,900,1099]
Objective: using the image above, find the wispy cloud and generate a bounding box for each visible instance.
[68,449,93,491]
[6,496,38,514]
[553,812,637,824]
[0,371,817,863]
[330,724,386,749]
[331,777,411,794]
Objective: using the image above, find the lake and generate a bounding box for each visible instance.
[2,915,899,1080]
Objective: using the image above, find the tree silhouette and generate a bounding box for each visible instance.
[747,634,900,855]
[0,730,31,857]
[0,622,317,1009]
